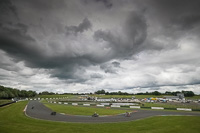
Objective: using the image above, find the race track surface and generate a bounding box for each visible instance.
[26,101,200,123]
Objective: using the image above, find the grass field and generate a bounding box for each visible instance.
[35,94,76,98]
[44,103,130,115]
[35,94,200,100]
[185,95,200,100]
[0,101,200,133]
[142,102,200,110]
[91,94,168,99]
[0,99,12,105]
[36,94,169,99]
[91,94,200,99]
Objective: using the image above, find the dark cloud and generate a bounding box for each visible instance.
[65,18,92,36]
[0,24,51,68]
[50,65,89,83]
[0,20,95,83]
[100,62,120,74]
[148,87,160,91]
[1,0,147,81]
[0,0,200,93]
[84,0,113,9]
[93,11,147,59]
[100,64,116,74]
[90,73,103,79]
[17,0,67,11]
[0,16,93,70]
[0,0,18,21]
[174,14,200,30]
[0,23,39,57]
[145,0,200,33]
[95,0,113,8]
[125,11,147,47]
[112,61,120,68]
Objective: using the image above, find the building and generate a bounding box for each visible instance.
[177,93,184,99]
[163,93,184,101]
[163,96,179,100]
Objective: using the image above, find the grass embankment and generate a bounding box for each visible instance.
[91,95,170,99]
[91,94,200,100]
[185,95,200,100]
[0,101,200,133]
[35,94,76,99]
[0,99,12,105]
[36,94,200,100]
[142,102,200,110]
[142,103,200,109]
[44,103,129,115]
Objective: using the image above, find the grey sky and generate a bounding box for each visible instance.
[0,0,200,94]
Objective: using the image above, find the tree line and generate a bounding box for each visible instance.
[38,91,56,95]
[95,89,195,97]
[0,85,37,99]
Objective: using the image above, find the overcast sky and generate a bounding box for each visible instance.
[0,0,200,94]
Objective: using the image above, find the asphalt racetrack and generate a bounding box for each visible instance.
[26,101,200,123]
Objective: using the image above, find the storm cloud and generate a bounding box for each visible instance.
[65,18,92,36]
[0,0,200,94]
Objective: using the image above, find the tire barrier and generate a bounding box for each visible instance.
[177,108,192,111]
[151,107,164,110]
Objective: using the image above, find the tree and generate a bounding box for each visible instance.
[152,91,161,95]
[39,91,55,95]
[0,91,8,99]
[182,91,194,97]
[0,85,37,99]
[95,89,106,94]
[165,91,172,95]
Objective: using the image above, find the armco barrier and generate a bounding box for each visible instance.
[151,107,164,110]
[72,103,78,106]
[177,108,192,111]
[96,105,104,107]
[121,105,130,108]
[100,103,110,105]
[192,109,200,111]
[130,106,141,109]
[0,101,16,107]
[83,104,90,106]
[164,107,176,110]
[141,106,151,109]
[111,105,120,108]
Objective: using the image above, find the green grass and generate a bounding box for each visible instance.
[35,94,76,98]
[0,101,200,133]
[185,95,200,100]
[134,95,169,99]
[91,94,200,100]
[44,103,129,115]
[91,94,134,98]
[0,99,12,105]
[36,94,200,100]
[142,102,200,110]
[91,94,170,99]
